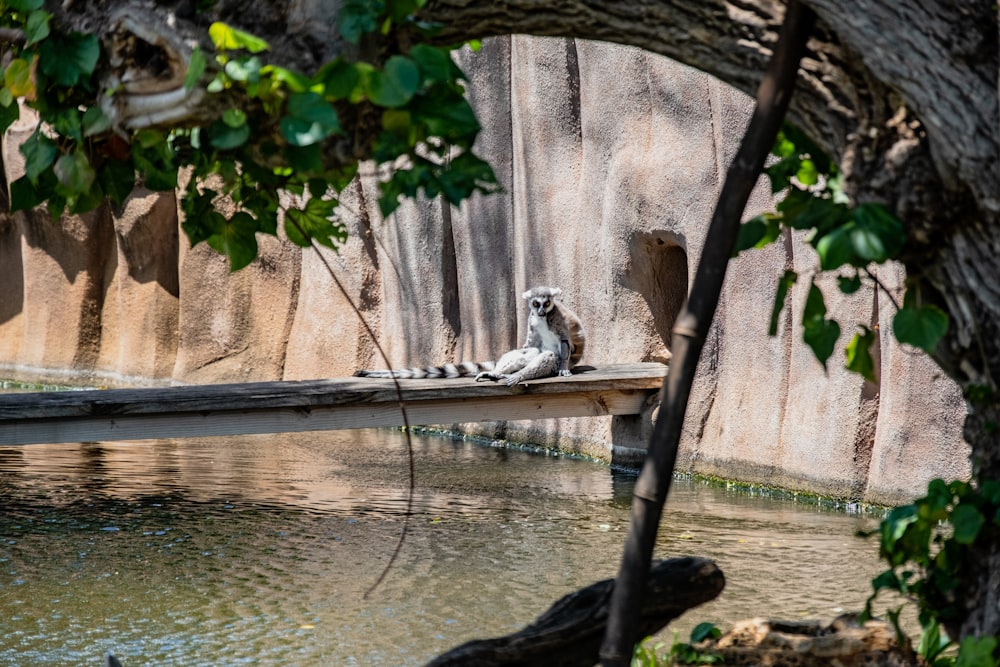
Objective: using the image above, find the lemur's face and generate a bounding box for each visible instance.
[528,294,555,317]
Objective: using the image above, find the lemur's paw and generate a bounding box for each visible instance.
[558,369,572,377]
[501,375,522,387]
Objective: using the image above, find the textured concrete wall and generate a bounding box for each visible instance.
[0,38,968,504]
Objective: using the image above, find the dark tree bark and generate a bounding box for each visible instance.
[425,557,724,667]
[22,0,1000,646]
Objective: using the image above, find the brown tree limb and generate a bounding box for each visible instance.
[425,557,724,667]
[598,2,817,665]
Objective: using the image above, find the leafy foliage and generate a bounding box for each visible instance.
[734,123,948,375]
[861,479,1000,667]
[0,0,499,269]
[633,623,723,666]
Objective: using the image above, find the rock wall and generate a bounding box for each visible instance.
[0,37,968,504]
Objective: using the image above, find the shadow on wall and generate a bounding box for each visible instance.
[611,231,689,467]
[0,216,24,327]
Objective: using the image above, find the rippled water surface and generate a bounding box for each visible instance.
[0,429,889,666]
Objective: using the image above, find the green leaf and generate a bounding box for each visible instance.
[955,635,998,667]
[4,57,36,98]
[916,617,950,663]
[208,119,250,149]
[48,108,83,142]
[387,0,420,21]
[981,480,1000,506]
[24,9,51,46]
[850,226,886,263]
[435,151,499,204]
[690,623,722,644]
[285,196,346,248]
[733,213,782,257]
[950,504,985,545]
[339,0,384,43]
[185,46,207,91]
[733,217,766,256]
[38,32,100,87]
[53,148,96,194]
[285,144,324,175]
[7,0,44,9]
[224,56,263,83]
[209,22,270,52]
[893,304,948,354]
[132,130,178,191]
[845,327,877,382]
[796,158,818,186]
[855,203,905,259]
[804,317,841,369]
[409,44,455,83]
[82,106,111,137]
[0,99,20,137]
[260,64,311,92]
[838,274,862,294]
[206,211,259,271]
[769,269,797,336]
[97,157,136,206]
[880,504,920,560]
[410,90,480,143]
[318,59,362,100]
[781,122,833,174]
[279,92,341,146]
[814,226,855,270]
[9,175,43,212]
[870,569,902,594]
[366,55,420,108]
[222,108,246,128]
[20,129,58,183]
[779,189,851,234]
[802,284,840,368]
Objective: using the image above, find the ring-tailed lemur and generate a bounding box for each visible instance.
[355,286,585,386]
[474,286,585,385]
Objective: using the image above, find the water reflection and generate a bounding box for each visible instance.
[1,429,888,666]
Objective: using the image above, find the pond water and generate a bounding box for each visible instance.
[0,428,891,666]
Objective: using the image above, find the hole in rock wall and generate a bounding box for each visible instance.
[624,232,688,363]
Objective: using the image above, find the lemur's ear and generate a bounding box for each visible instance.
[522,290,532,299]
[551,287,562,298]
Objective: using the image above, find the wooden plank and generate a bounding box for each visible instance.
[0,363,666,445]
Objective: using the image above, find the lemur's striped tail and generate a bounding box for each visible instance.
[354,361,495,379]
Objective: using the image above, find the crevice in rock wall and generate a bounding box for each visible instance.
[564,37,583,143]
[852,277,882,499]
[439,197,462,360]
[275,246,302,379]
[73,208,116,371]
[353,178,383,371]
[775,227,795,452]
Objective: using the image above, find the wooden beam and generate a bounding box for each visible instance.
[0,363,666,445]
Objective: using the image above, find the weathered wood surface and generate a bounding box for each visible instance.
[0,363,666,445]
[425,556,725,667]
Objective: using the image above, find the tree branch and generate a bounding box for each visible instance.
[598,2,817,664]
[426,557,724,667]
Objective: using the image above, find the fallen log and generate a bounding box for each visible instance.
[425,556,725,667]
